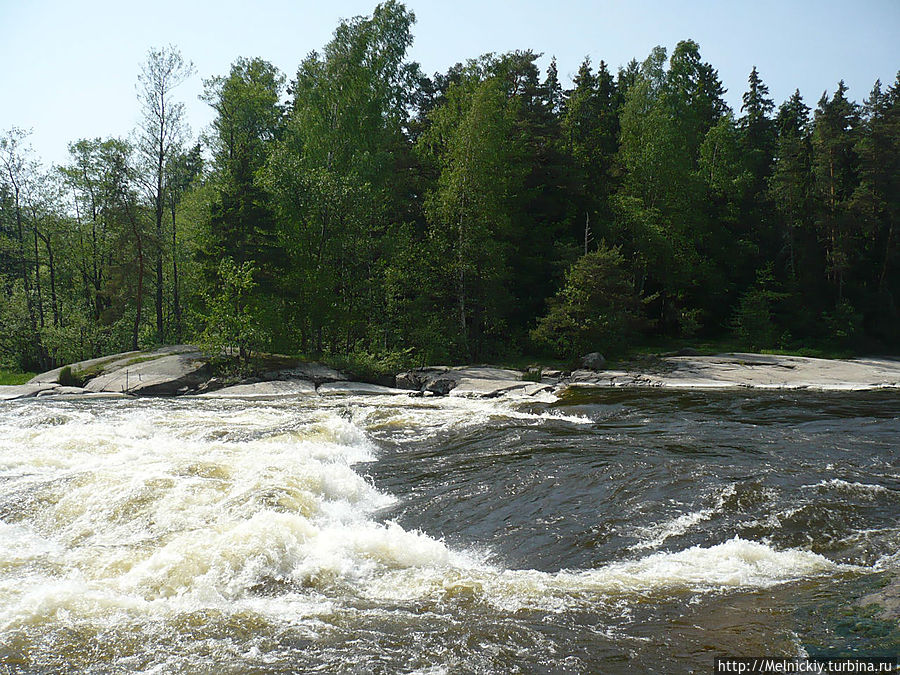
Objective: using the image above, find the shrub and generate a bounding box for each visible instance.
[531,244,639,358]
[733,288,777,350]
[57,366,83,387]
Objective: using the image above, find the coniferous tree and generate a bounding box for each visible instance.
[812,81,860,305]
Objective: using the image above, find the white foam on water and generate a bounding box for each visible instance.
[0,399,397,630]
[629,483,740,551]
[0,521,61,564]
[0,397,859,635]
[346,394,592,443]
[629,508,716,551]
[801,478,895,498]
[350,536,842,614]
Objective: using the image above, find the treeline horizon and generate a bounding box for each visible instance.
[1,0,898,373]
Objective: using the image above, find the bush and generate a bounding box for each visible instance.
[531,244,639,358]
[200,258,263,363]
[733,288,777,350]
[823,300,862,346]
[326,348,417,383]
[57,366,84,387]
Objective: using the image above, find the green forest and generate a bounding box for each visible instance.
[2,1,898,375]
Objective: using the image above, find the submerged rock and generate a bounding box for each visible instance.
[858,578,900,621]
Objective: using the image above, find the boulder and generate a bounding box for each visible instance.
[425,376,458,396]
[521,382,555,397]
[85,352,210,395]
[199,380,316,398]
[317,381,409,395]
[395,371,423,390]
[580,352,606,370]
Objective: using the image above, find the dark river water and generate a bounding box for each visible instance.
[0,389,897,673]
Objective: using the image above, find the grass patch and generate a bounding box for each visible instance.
[122,354,167,367]
[0,370,36,385]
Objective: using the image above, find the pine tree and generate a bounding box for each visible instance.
[811,81,860,303]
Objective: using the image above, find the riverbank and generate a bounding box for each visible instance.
[2,346,899,402]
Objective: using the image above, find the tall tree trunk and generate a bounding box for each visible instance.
[33,227,44,329]
[154,95,166,340]
[171,201,181,340]
[125,198,145,351]
[40,232,59,327]
[880,221,894,290]
[11,183,36,332]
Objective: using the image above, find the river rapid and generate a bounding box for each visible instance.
[0,389,898,673]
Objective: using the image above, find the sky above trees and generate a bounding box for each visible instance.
[2,0,898,166]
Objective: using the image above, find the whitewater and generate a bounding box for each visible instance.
[1,390,897,672]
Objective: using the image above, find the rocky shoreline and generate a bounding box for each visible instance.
[2,345,900,402]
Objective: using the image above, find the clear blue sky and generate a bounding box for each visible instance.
[2,0,898,166]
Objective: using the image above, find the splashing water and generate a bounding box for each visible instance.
[1,390,897,672]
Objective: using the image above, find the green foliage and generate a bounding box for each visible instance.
[1,14,898,372]
[531,244,638,358]
[419,68,524,360]
[0,369,36,385]
[325,347,417,383]
[732,266,791,350]
[57,365,82,387]
[733,288,777,350]
[823,300,863,345]
[200,258,261,362]
[0,282,38,369]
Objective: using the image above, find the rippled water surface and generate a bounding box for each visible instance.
[1,389,898,673]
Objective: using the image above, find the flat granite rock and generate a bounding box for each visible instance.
[449,378,532,398]
[520,382,555,397]
[317,381,409,395]
[449,366,523,381]
[199,380,317,398]
[0,383,60,400]
[36,386,88,396]
[85,352,209,395]
[397,366,524,395]
[28,352,141,384]
[561,353,900,391]
[28,345,199,385]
